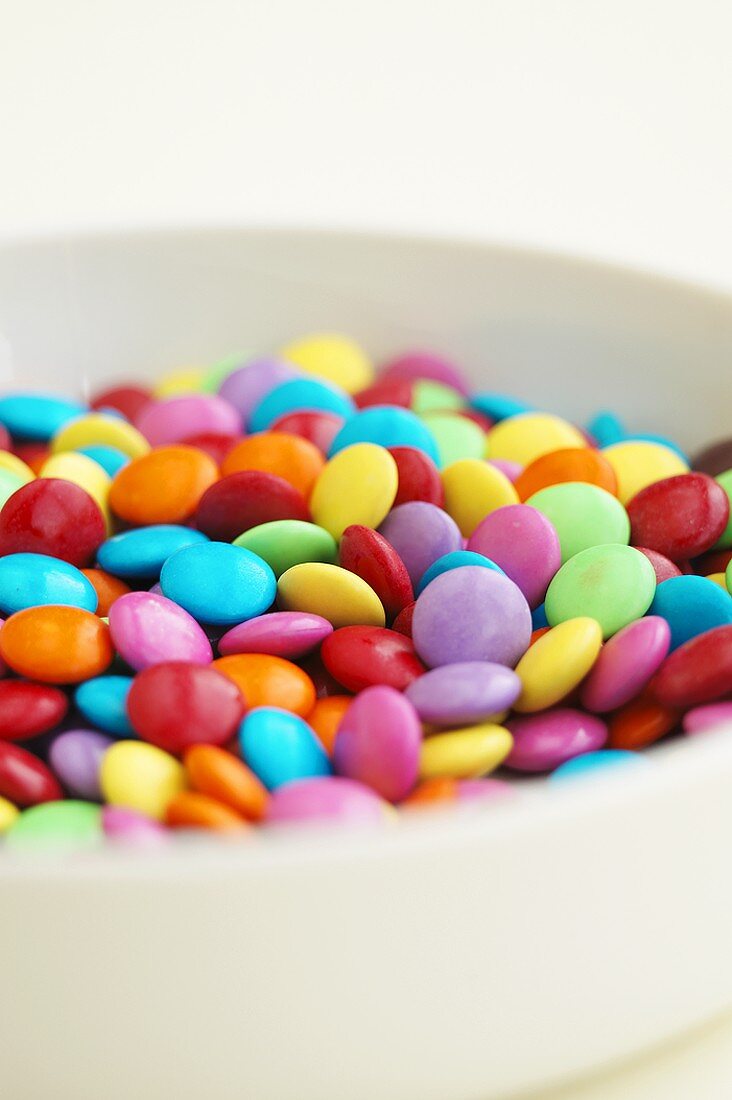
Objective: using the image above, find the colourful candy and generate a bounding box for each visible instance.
[404,662,520,725]
[239,707,331,788]
[545,544,656,639]
[321,626,425,692]
[0,605,113,683]
[109,591,213,670]
[160,541,276,626]
[218,611,333,659]
[333,686,421,801]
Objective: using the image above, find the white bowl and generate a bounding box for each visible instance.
[0,228,731,1100]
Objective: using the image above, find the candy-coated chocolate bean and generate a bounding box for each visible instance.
[514,447,617,500]
[339,524,413,620]
[602,440,689,504]
[487,413,585,466]
[0,680,69,741]
[513,618,602,712]
[683,702,732,735]
[239,707,331,789]
[212,653,316,716]
[48,729,113,800]
[0,740,63,806]
[545,545,656,640]
[581,617,671,713]
[165,791,249,832]
[441,458,518,537]
[218,612,333,659]
[405,662,521,726]
[468,504,561,609]
[380,350,471,396]
[307,696,353,754]
[195,470,310,541]
[90,383,151,421]
[0,605,113,684]
[334,686,421,801]
[52,413,150,459]
[280,334,374,394]
[127,662,246,753]
[607,691,680,750]
[97,524,209,579]
[389,446,444,507]
[391,601,416,637]
[160,541,276,626]
[269,410,344,454]
[329,406,440,466]
[110,445,218,525]
[100,740,186,820]
[0,478,106,566]
[221,432,324,498]
[218,358,301,427]
[379,501,462,588]
[74,675,135,736]
[0,552,98,615]
[649,575,732,650]
[101,805,169,846]
[135,394,241,447]
[420,724,513,780]
[266,776,388,825]
[184,744,269,821]
[5,800,102,851]
[108,591,213,670]
[249,377,354,433]
[277,563,386,629]
[505,709,608,772]
[0,392,87,440]
[627,473,730,560]
[650,625,732,708]
[311,443,398,540]
[234,520,337,578]
[321,626,426,692]
[527,483,630,563]
[633,546,683,583]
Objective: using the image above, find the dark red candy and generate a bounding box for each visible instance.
[650,625,732,708]
[12,442,49,471]
[0,424,10,451]
[633,546,683,584]
[297,652,346,698]
[0,681,69,741]
[195,470,310,541]
[339,525,413,621]
[127,662,246,753]
[392,601,416,638]
[691,437,732,477]
[354,378,413,409]
[693,548,732,576]
[270,411,344,455]
[0,479,107,566]
[389,446,444,507]
[0,741,63,806]
[180,431,240,466]
[321,626,426,692]
[627,473,730,561]
[90,383,152,421]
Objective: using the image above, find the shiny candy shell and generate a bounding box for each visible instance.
[52,412,150,459]
[404,661,521,725]
[218,611,333,659]
[212,653,316,716]
[108,591,213,670]
[97,524,210,579]
[5,800,102,851]
[545,545,656,639]
[467,504,561,609]
[378,501,462,588]
[310,443,398,540]
[266,776,388,825]
[249,377,355,433]
[48,729,113,800]
[334,686,421,802]
[74,674,135,736]
[128,662,246,753]
[184,744,269,821]
[602,440,689,504]
[280,333,374,394]
[627,473,730,560]
[0,392,87,440]
[338,524,414,620]
[321,626,426,692]
[0,741,63,806]
[581,616,671,712]
[389,446,444,507]
[505,709,608,772]
[417,550,504,594]
[683,702,732,734]
[239,706,331,789]
[526,482,630,563]
[234,520,337,578]
[0,680,69,741]
[0,606,113,684]
[487,413,585,466]
[419,724,513,780]
[0,552,98,615]
[513,617,602,712]
[0,478,106,566]
[277,563,385,629]
[100,740,186,820]
[135,394,241,446]
[650,625,732,708]
[649,575,732,650]
[221,432,324,498]
[329,405,440,466]
[441,458,519,537]
[109,445,218,525]
[217,358,301,426]
[160,542,276,626]
[195,470,310,541]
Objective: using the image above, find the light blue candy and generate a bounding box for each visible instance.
[649,575,732,651]
[249,378,355,432]
[160,541,276,626]
[77,445,130,476]
[0,393,87,440]
[531,603,548,630]
[470,393,533,422]
[551,750,647,781]
[588,411,625,447]
[74,675,135,736]
[418,551,505,594]
[328,405,440,465]
[0,553,97,614]
[98,525,210,579]
[239,706,331,789]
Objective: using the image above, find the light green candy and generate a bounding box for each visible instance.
[199,352,248,394]
[6,801,102,852]
[420,412,485,468]
[411,380,465,414]
[234,520,338,578]
[0,468,26,509]
[713,469,732,549]
[545,544,656,639]
[527,482,630,563]
[726,556,732,594]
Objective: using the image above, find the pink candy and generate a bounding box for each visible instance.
[505,709,608,773]
[108,591,213,670]
[334,685,422,802]
[218,611,333,659]
[266,776,389,825]
[580,616,671,713]
[135,394,242,446]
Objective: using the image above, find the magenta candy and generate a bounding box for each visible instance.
[108,591,213,671]
[488,459,522,483]
[135,394,242,445]
[467,504,561,609]
[333,685,422,802]
[379,501,462,587]
[101,805,170,846]
[218,358,301,427]
[266,776,388,825]
[505,709,608,773]
[404,661,521,725]
[580,616,671,713]
[48,729,113,800]
[218,612,333,659]
[380,350,471,396]
[411,566,531,669]
[683,702,732,735]
[456,778,516,801]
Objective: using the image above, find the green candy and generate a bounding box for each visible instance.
[411,380,465,414]
[0,468,26,509]
[527,482,630,563]
[198,352,248,393]
[713,469,732,549]
[725,556,732,593]
[545,544,656,639]
[420,412,485,468]
[234,520,338,578]
[6,801,102,852]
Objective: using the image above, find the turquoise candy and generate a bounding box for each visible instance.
[471,393,533,422]
[77,445,130,476]
[239,706,331,789]
[97,525,210,579]
[160,541,276,626]
[249,378,355,432]
[0,552,98,614]
[328,405,440,466]
[649,575,732,650]
[417,550,505,594]
[0,392,87,440]
[588,411,626,447]
[74,675,135,736]
[550,750,648,781]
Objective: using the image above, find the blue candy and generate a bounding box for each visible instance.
[75,675,135,736]
[0,393,87,440]
[160,541,276,625]
[470,393,533,422]
[0,553,98,614]
[417,551,505,594]
[239,706,331,789]
[77,445,130,476]
[649,575,732,651]
[587,411,626,447]
[328,405,440,465]
[531,603,549,630]
[98,525,210,579]
[249,378,355,432]
[551,750,647,781]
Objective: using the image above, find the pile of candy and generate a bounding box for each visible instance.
[0,335,730,850]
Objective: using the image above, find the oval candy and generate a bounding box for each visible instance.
[321,626,426,692]
[333,686,421,801]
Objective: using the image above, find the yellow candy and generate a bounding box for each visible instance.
[420,724,513,780]
[0,451,35,484]
[602,441,688,505]
[277,562,385,628]
[487,413,586,467]
[40,451,112,528]
[52,413,150,459]
[0,795,20,834]
[514,617,602,712]
[707,572,728,590]
[441,458,519,536]
[153,366,206,397]
[310,443,397,540]
[280,334,374,394]
[100,741,186,820]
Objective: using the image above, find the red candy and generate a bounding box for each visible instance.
[0,424,10,451]
[270,411,344,454]
[389,446,444,507]
[0,681,69,742]
[0,741,63,806]
[195,470,310,541]
[0,478,107,566]
[90,383,152,421]
[627,473,730,561]
[633,546,683,584]
[127,662,246,754]
[321,626,426,692]
[693,548,732,577]
[392,601,416,637]
[650,625,732,708]
[354,378,413,409]
[180,432,240,466]
[339,524,414,621]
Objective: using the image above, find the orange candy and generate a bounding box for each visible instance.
[221,431,325,498]
[607,690,681,750]
[514,447,618,501]
[402,777,458,806]
[307,695,352,754]
[184,744,269,821]
[109,445,218,525]
[529,626,551,646]
[165,790,249,832]
[0,606,113,684]
[212,653,316,716]
[81,568,132,616]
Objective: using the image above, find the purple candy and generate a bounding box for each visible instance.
[581,616,671,713]
[101,806,170,846]
[411,566,531,669]
[334,685,422,802]
[405,661,521,725]
[218,611,333,659]
[48,729,113,800]
[380,350,471,396]
[135,394,242,446]
[488,459,522,483]
[266,776,388,826]
[218,358,301,427]
[467,504,561,609]
[379,501,462,587]
[505,708,608,773]
[683,702,732,735]
[109,591,213,671]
